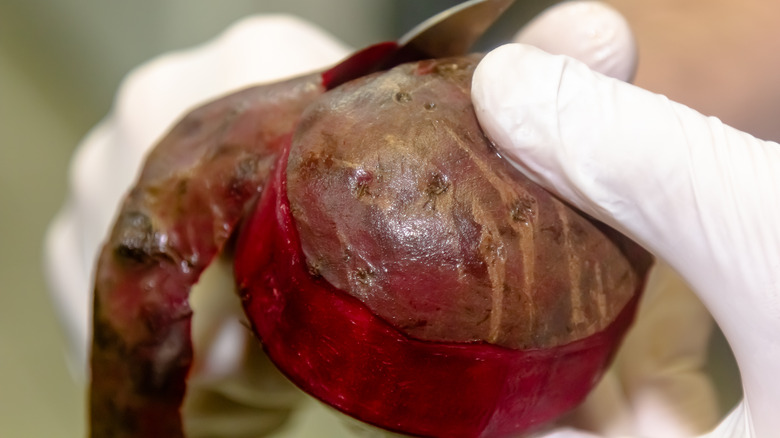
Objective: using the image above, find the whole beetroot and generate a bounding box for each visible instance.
[235,55,651,437]
[90,55,651,438]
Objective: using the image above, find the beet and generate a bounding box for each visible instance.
[288,55,643,349]
[89,73,326,438]
[89,53,650,437]
[235,55,651,437]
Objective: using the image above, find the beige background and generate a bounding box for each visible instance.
[1,0,771,436]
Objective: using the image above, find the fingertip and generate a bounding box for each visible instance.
[531,428,602,438]
[113,15,351,154]
[43,206,91,380]
[472,43,573,191]
[213,14,351,83]
[514,1,637,82]
[472,40,687,250]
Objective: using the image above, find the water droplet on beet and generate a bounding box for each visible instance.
[393,91,412,104]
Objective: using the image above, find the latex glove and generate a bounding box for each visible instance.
[44,3,640,437]
[472,39,780,438]
[492,4,723,437]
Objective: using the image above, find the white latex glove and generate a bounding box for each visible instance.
[472,39,780,438]
[44,2,645,437]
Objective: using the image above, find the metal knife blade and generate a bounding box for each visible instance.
[398,0,516,59]
[322,0,516,89]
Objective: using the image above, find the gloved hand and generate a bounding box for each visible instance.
[44,14,354,438]
[472,36,780,438]
[44,2,652,437]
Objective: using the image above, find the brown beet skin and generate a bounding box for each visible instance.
[90,73,325,438]
[287,55,646,350]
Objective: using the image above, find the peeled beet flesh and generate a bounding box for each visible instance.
[89,54,651,438]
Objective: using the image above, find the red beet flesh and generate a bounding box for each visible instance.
[321,41,399,89]
[234,144,643,438]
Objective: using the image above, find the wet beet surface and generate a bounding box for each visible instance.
[234,144,642,438]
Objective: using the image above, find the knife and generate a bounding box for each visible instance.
[322,0,516,89]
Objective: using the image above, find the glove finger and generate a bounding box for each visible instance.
[513,1,636,82]
[531,427,604,438]
[559,263,719,437]
[472,43,780,437]
[611,263,719,435]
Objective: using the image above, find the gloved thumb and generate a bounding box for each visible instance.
[471,43,780,437]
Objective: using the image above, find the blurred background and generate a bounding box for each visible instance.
[2,0,777,436]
